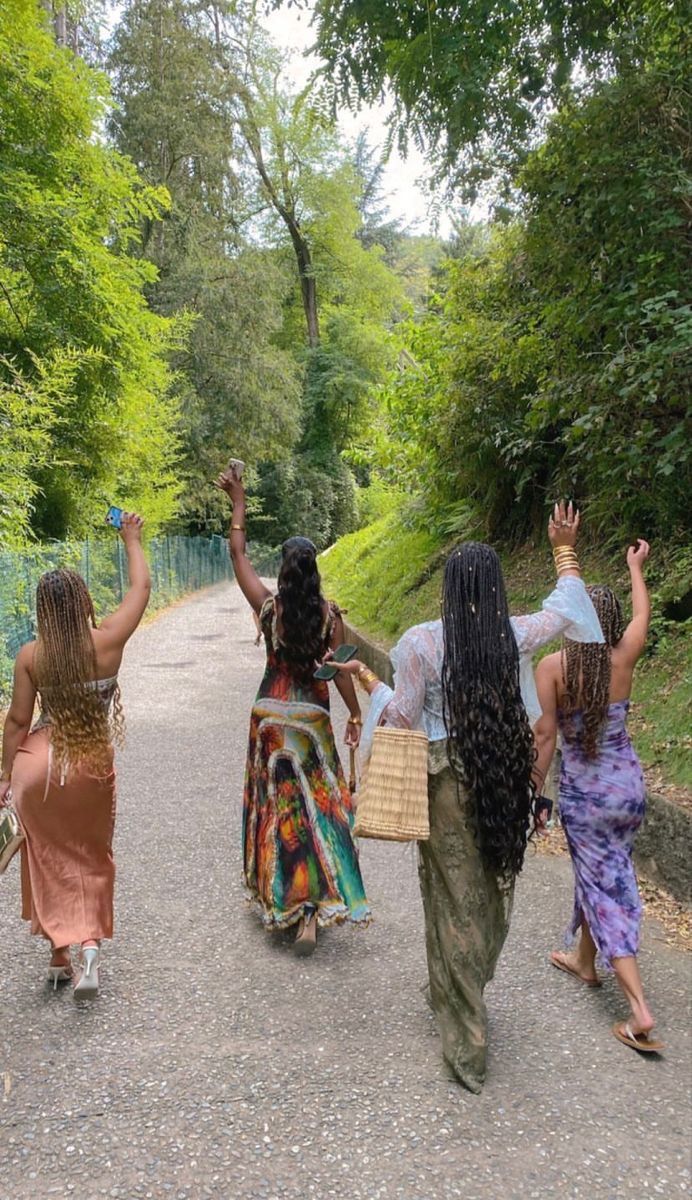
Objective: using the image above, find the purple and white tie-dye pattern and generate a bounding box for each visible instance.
[558,701,646,967]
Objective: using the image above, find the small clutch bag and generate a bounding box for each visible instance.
[0,799,24,873]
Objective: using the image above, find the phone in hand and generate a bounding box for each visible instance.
[227,458,245,481]
[314,644,358,681]
[105,505,124,530]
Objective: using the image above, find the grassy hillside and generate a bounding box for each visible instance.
[319,512,691,794]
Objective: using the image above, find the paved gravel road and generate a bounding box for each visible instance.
[1,583,690,1200]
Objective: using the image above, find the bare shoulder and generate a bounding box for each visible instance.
[535,650,561,679]
[16,640,36,670]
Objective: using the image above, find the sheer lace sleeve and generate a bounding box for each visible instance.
[511,575,604,655]
[361,629,428,759]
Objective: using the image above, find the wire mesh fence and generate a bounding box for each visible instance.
[0,534,280,703]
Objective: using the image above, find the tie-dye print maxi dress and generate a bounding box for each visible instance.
[242,597,370,930]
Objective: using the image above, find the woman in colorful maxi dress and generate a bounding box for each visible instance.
[215,466,370,955]
[533,538,663,1052]
[332,503,603,1092]
[0,515,150,998]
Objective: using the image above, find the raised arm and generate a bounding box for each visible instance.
[97,514,151,648]
[215,468,271,615]
[0,644,37,803]
[512,500,603,656]
[617,540,651,664]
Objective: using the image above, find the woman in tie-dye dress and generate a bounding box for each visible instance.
[534,538,664,1053]
[215,466,370,956]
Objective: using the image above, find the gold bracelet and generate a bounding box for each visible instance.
[347,716,363,725]
[357,667,379,689]
[231,524,245,532]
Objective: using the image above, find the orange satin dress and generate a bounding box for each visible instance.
[11,679,117,948]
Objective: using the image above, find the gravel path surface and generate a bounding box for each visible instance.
[1,582,690,1200]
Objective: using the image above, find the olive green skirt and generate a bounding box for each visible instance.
[418,764,514,1094]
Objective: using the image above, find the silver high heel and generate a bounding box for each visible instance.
[47,965,72,991]
[73,946,99,999]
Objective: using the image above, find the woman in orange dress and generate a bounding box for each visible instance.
[0,515,150,998]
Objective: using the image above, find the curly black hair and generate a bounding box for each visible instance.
[276,537,328,683]
[441,542,536,877]
[562,584,624,759]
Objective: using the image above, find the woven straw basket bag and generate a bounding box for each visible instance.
[354,725,430,842]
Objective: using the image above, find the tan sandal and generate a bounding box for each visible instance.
[612,1022,664,1053]
[294,907,317,958]
[550,951,601,987]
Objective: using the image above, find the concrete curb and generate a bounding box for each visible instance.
[344,617,692,905]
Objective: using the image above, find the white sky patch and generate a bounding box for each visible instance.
[262,4,451,237]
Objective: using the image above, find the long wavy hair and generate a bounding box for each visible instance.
[441,542,536,877]
[276,537,327,683]
[33,569,124,770]
[562,585,624,759]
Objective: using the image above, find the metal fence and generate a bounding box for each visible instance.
[0,535,279,703]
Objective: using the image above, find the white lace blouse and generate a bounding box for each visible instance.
[361,575,603,759]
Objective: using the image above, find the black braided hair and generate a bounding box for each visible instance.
[276,537,327,683]
[562,585,625,759]
[441,542,537,877]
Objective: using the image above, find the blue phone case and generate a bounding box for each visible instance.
[106,505,124,530]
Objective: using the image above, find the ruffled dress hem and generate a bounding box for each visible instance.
[243,885,371,931]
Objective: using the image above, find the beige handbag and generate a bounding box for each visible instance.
[354,725,430,841]
[0,798,24,874]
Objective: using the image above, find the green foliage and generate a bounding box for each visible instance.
[304,0,688,196]
[0,0,181,541]
[374,58,691,548]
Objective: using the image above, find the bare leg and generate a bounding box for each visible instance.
[551,915,599,984]
[50,944,71,968]
[612,954,654,1036]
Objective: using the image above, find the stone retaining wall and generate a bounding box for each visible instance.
[344,618,692,905]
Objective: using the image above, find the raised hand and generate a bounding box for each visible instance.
[627,539,650,569]
[548,500,580,548]
[214,469,245,504]
[118,513,144,543]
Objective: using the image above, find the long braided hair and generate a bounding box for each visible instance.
[34,569,124,770]
[276,537,327,683]
[562,585,624,759]
[441,542,536,878]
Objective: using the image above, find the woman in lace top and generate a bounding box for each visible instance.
[332,503,603,1092]
[0,515,150,999]
[216,466,370,957]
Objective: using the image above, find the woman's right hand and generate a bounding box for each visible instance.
[627,539,650,569]
[548,500,580,548]
[119,513,144,544]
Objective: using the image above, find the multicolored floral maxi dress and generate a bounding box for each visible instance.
[242,598,370,930]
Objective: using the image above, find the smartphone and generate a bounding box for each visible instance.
[105,505,124,530]
[314,644,358,681]
[227,458,245,480]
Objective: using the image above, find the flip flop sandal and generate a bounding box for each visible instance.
[612,1022,665,1053]
[550,951,602,987]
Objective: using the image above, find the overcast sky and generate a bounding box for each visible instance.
[262,4,449,236]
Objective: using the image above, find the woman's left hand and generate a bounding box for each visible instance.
[345,719,362,748]
[0,780,11,806]
[214,469,245,504]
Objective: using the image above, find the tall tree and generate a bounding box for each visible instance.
[108,0,302,531]
[0,0,180,540]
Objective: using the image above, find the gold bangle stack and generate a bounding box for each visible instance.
[347,715,363,726]
[553,546,580,576]
[357,666,379,689]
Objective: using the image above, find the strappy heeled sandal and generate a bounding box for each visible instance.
[73,945,100,1000]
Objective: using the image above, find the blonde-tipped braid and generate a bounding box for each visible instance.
[561,585,625,759]
[34,570,124,771]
